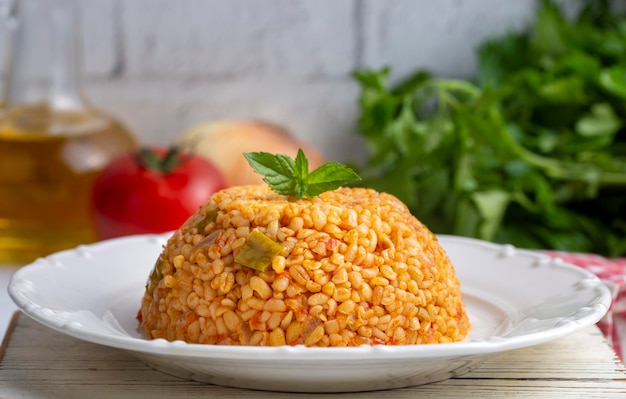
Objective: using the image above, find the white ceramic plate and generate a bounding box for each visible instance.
[8,233,611,393]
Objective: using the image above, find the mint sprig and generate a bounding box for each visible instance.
[243,149,361,199]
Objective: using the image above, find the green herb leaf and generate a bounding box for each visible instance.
[575,103,622,137]
[243,149,361,199]
[599,66,626,99]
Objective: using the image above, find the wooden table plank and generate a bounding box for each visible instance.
[1,313,625,398]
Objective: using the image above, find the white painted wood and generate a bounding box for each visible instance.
[0,266,19,337]
[1,313,625,398]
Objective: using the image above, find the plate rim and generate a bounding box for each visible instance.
[8,233,613,362]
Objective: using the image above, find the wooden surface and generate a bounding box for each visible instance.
[1,312,625,399]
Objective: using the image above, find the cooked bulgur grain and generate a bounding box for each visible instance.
[139,185,470,346]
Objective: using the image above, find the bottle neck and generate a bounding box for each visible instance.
[3,0,89,111]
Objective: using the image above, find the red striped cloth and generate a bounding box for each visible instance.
[546,251,626,362]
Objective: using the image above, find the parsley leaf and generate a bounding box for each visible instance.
[243,149,361,199]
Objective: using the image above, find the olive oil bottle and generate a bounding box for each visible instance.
[0,0,137,264]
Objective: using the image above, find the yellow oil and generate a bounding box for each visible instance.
[0,104,137,264]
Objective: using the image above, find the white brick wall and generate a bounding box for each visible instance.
[3,0,583,163]
[121,0,356,78]
[360,0,535,80]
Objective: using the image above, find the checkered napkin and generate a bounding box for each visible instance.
[545,251,626,362]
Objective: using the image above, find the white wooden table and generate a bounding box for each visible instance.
[0,265,20,336]
[1,312,625,398]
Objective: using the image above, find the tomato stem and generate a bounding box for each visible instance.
[136,147,182,174]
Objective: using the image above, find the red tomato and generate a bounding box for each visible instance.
[92,147,227,239]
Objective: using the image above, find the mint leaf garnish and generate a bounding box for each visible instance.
[243,149,361,199]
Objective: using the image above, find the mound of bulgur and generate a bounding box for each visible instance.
[139,185,470,346]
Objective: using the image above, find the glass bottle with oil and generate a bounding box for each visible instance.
[0,0,138,264]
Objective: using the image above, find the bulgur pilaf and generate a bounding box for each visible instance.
[139,185,470,346]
